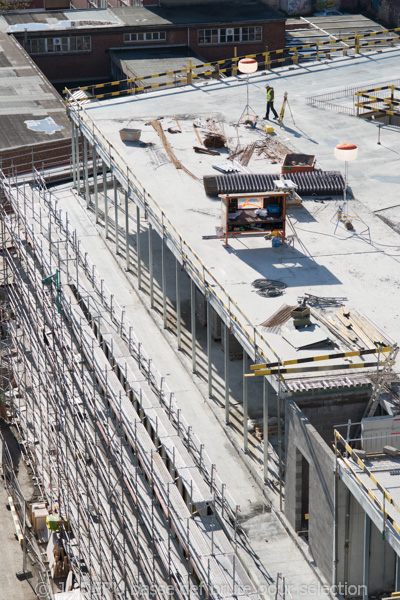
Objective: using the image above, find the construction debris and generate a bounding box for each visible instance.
[230,142,257,167]
[193,123,203,146]
[336,307,391,349]
[201,118,226,148]
[248,417,284,439]
[174,117,182,131]
[193,146,220,156]
[230,139,291,167]
[204,132,226,148]
[260,304,298,328]
[150,119,199,181]
[257,138,291,163]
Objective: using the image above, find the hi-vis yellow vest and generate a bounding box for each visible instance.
[266,88,273,101]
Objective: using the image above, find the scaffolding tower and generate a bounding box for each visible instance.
[0,170,260,600]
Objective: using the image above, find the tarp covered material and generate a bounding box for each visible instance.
[203,170,345,197]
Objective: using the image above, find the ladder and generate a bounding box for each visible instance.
[363,344,399,418]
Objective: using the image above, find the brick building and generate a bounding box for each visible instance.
[6,3,285,85]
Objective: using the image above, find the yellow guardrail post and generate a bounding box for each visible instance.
[390,84,394,125]
[233,48,238,76]
[355,30,360,54]
[66,24,400,102]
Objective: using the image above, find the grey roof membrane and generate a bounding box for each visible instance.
[0,29,70,153]
[2,3,284,32]
[108,1,285,27]
[110,46,207,79]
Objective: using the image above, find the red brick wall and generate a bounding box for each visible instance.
[190,21,286,61]
[15,20,285,84]
[19,30,125,82]
[0,138,73,177]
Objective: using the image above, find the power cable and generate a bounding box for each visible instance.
[252,278,287,297]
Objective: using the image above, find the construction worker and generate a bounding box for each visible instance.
[265,85,279,120]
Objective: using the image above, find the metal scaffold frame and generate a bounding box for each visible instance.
[0,171,260,600]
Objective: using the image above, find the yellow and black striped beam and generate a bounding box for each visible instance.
[250,345,392,371]
[64,25,400,102]
[245,360,382,378]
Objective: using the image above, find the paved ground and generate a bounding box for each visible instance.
[0,426,42,600]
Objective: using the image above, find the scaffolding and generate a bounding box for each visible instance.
[0,171,260,600]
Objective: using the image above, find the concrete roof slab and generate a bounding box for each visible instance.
[71,47,400,367]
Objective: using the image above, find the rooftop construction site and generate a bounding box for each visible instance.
[1,23,400,600]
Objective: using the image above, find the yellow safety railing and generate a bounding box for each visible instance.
[251,345,392,371]
[335,429,400,536]
[355,84,400,118]
[64,26,400,103]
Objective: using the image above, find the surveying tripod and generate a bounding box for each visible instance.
[279,91,295,127]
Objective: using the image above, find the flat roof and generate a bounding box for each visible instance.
[108,2,285,27]
[286,14,392,48]
[1,2,284,33]
[0,29,70,152]
[71,47,400,372]
[1,9,121,33]
[110,47,207,80]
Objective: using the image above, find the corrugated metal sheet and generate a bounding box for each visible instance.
[284,374,372,393]
[260,304,297,328]
[203,170,345,196]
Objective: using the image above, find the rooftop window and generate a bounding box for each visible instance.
[198,27,262,45]
[123,31,166,43]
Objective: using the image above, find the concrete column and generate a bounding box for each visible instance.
[263,376,269,482]
[333,459,338,587]
[207,300,212,398]
[363,512,371,600]
[176,259,181,350]
[149,223,154,308]
[191,279,196,373]
[136,205,141,289]
[396,554,400,591]
[243,351,248,453]
[113,176,119,254]
[84,138,90,208]
[71,121,76,187]
[124,191,130,271]
[277,388,283,511]
[102,161,108,238]
[162,234,167,329]
[224,323,229,425]
[93,147,98,222]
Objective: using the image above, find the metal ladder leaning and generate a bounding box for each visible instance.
[362,344,399,419]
